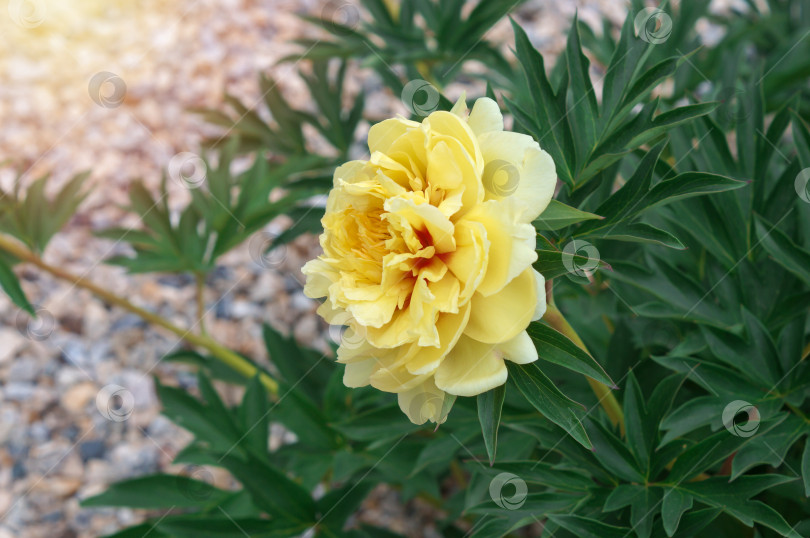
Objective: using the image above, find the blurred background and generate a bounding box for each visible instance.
[0,0,749,536]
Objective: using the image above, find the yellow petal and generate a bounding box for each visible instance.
[444,220,489,305]
[398,379,450,425]
[498,330,537,364]
[450,93,467,117]
[434,335,507,397]
[478,131,557,222]
[405,301,471,375]
[467,97,503,136]
[368,117,419,154]
[343,358,376,387]
[532,269,547,321]
[464,267,537,344]
[463,199,537,296]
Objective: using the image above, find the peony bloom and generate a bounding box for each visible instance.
[302,96,556,424]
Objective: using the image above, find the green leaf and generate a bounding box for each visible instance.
[155,378,241,453]
[156,516,309,537]
[585,221,685,249]
[641,171,747,210]
[586,419,645,483]
[477,385,506,465]
[533,199,602,231]
[731,414,808,480]
[547,514,631,538]
[623,371,654,472]
[674,475,801,537]
[661,488,693,537]
[506,362,592,449]
[218,454,316,523]
[81,474,231,509]
[754,214,810,286]
[526,322,615,387]
[0,257,34,315]
[238,375,271,456]
[481,461,593,491]
[802,435,810,496]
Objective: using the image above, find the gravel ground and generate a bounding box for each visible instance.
[0,1,742,536]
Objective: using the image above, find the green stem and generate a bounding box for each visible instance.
[0,234,278,395]
[543,303,625,435]
[195,271,208,336]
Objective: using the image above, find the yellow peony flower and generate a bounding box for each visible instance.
[302,96,557,424]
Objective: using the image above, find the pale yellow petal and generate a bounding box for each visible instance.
[467,97,503,136]
[368,117,419,154]
[398,379,450,425]
[498,330,537,364]
[343,358,376,387]
[450,93,467,117]
[463,199,537,296]
[532,269,547,321]
[434,335,507,397]
[478,131,557,222]
[464,267,537,344]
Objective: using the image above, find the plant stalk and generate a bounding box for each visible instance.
[0,234,278,394]
[543,302,625,435]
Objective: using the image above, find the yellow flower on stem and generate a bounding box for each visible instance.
[302,96,557,424]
